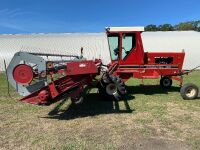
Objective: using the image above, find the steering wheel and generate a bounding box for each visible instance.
[122,47,129,54]
[114,48,119,56]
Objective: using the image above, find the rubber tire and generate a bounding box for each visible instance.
[160,76,172,89]
[99,75,126,101]
[102,74,111,84]
[180,83,199,100]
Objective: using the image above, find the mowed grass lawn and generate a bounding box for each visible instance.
[0,71,200,150]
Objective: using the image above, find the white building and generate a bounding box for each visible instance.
[0,31,200,71]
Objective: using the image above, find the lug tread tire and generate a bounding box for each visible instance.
[99,74,126,100]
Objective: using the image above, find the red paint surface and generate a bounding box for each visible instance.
[13,64,33,85]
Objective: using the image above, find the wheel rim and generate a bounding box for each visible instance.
[163,79,170,87]
[186,88,196,98]
[106,83,117,95]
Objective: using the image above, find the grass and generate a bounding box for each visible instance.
[0,71,200,150]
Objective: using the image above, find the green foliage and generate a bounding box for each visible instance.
[145,20,200,32]
[158,24,174,31]
[145,24,158,31]
[174,22,195,31]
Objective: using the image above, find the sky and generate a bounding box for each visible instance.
[0,0,200,34]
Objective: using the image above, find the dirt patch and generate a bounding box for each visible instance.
[127,138,192,150]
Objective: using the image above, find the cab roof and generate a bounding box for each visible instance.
[106,27,145,32]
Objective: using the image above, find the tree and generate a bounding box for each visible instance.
[197,27,200,32]
[192,20,200,31]
[158,24,174,31]
[145,24,158,31]
[175,22,195,31]
[145,20,200,32]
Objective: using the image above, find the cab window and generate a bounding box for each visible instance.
[122,33,136,60]
[108,35,119,61]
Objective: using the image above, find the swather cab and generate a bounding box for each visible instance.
[106,27,185,83]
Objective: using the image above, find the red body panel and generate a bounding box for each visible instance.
[66,60,98,75]
[145,52,185,69]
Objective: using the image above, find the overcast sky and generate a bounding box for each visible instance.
[0,0,200,34]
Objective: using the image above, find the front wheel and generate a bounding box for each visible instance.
[180,83,199,100]
[99,75,126,101]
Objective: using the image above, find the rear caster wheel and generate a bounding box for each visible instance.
[180,83,199,100]
[160,76,172,89]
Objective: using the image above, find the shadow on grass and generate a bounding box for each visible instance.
[126,85,180,96]
[46,93,134,120]
[45,85,183,120]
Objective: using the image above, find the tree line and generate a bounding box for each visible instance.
[145,20,200,31]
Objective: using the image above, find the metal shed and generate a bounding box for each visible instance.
[0,31,200,71]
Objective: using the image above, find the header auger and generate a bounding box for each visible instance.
[6,27,199,105]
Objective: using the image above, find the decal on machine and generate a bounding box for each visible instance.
[79,63,87,68]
